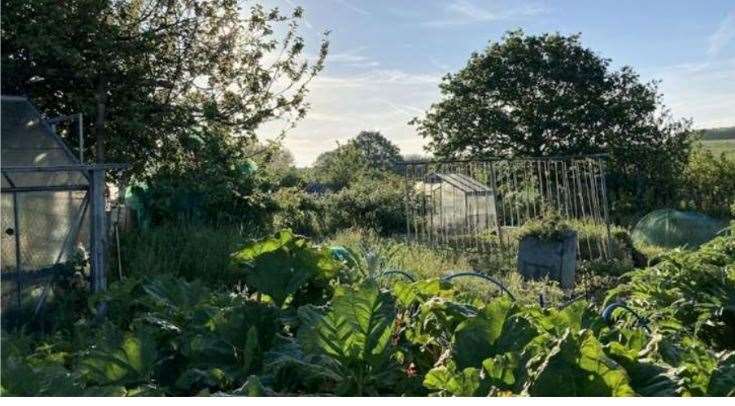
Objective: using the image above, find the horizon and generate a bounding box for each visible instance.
[256,0,735,166]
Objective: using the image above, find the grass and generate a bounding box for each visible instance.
[699,139,735,160]
[118,221,639,308]
[326,227,627,307]
[117,223,267,286]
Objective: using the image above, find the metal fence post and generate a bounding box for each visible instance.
[89,168,107,294]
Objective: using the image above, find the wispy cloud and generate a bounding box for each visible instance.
[325,47,380,67]
[641,58,735,128]
[332,0,370,16]
[423,0,547,27]
[258,68,442,166]
[708,10,735,57]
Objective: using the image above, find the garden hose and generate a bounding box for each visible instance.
[380,270,417,282]
[557,293,587,309]
[441,272,516,301]
[601,300,651,333]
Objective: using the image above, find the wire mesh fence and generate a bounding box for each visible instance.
[401,155,611,261]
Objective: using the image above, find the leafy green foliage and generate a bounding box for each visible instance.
[423,361,481,396]
[606,233,735,350]
[323,175,407,235]
[411,30,692,221]
[2,0,327,173]
[305,131,407,236]
[678,146,735,218]
[3,229,734,396]
[517,210,575,241]
[80,330,158,387]
[312,131,404,190]
[231,229,342,307]
[265,282,400,395]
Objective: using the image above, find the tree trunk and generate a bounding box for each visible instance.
[94,82,107,163]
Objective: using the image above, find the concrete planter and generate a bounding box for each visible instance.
[517,231,577,289]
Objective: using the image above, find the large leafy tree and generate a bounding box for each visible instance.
[1,0,328,175]
[410,30,691,217]
[312,130,403,189]
[350,130,404,169]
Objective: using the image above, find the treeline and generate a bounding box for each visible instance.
[698,126,735,140]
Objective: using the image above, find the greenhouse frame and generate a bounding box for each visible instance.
[1,96,124,322]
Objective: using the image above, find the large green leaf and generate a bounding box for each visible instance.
[453,297,536,369]
[392,278,456,308]
[263,336,344,392]
[81,330,159,387]
[423,362,481,396]
[302,283,396,364]
[482,353,519,389]
[605,331,680,396]
[141,276,210,311]
[526,329,634,396]
[231,229,341,306]
[295,282,398,395]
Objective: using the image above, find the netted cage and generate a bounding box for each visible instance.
[1,96,124,324]
[631,209,729,249]
[401,156,611,261]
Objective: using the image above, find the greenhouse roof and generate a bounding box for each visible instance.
[1,96,87,190]
[425,172,492,194]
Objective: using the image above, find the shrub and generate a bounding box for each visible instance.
[678,147,735,219]
[322,175,406,235]
[272,187,326,236]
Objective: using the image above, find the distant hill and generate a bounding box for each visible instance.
[698,126,735,140]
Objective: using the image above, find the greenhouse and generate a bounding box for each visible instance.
[1,96,123,322]
[403,156,611,257]
[415,172,497,235]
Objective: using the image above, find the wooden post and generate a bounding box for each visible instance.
[89,168,107,294]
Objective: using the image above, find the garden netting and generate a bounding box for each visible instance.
[631,208,729,249]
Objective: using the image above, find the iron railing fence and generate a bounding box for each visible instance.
[400,155,611,261]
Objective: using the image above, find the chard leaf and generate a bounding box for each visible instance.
[81,330,158,387]
[527,329,634,396]
[423,362,481,396]
[482,353,519,388]
[453,297,536,369]
[231,229,341,306]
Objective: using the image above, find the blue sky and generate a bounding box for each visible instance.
[257,0,735,166]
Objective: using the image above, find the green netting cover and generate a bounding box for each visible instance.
[631,209,729,249]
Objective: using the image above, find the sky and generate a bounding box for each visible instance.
[256,0,735,166]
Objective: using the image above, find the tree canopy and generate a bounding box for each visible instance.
[410,30,692,217]
[1,0,328,175]
[350,130,404,169]
[312,130,403,189]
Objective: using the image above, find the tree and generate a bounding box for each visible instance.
[312,143,368,190]
[1,0,328,175]
[312,131,403,189]
[350,131,404,169]
[410,30,691,217]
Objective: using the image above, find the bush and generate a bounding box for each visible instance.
[322,175,406,235]
[124,131,290,229]
[678,147,735,219]
[272,187,326,236]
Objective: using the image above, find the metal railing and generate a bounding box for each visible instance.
[400,155,611,259]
